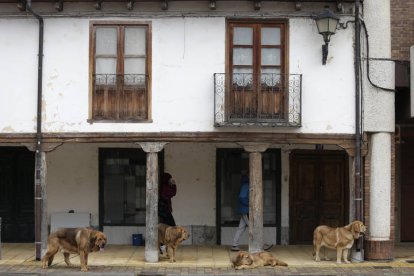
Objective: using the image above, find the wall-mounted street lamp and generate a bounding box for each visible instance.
[314,9,339,65]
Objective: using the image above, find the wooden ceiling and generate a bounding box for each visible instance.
[0,0,358,3]
[2,0,359,13]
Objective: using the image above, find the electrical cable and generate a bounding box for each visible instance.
[360,20,395,93]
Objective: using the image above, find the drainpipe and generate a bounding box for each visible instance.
[354,0,363,257]
[26,0,44,261]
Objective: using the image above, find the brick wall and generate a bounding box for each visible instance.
[391,0,414,60]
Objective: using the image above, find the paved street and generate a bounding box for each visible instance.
[1,243,414,275]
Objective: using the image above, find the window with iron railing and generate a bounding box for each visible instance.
[213,20,301,127]
[90,22,151,122]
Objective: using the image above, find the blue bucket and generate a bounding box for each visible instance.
[132,234,143,246]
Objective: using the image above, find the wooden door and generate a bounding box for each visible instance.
[400,128,414,241]
[290,150,348,244]
[0,147,35,242]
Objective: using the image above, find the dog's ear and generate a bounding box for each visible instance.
[165,226,180,243]
[89,230,98,244]
[247,253,254,264]
[351,221,361,239]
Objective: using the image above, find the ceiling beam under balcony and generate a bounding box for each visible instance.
[1,0,359,3]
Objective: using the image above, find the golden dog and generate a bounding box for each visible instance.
[313,220,366,264]
[41,227,107,271]
[231,251,288,269]
[158,223,189,262]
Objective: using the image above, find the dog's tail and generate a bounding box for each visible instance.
[276,259,288,266]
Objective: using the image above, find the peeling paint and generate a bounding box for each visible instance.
[2,126,15,132]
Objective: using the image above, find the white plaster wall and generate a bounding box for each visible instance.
[164,142,216,226]
[47,143,99,226]
[0,15,357,134]
[362,0,395,132]
[289,18,355,133]
[0,19,38,132]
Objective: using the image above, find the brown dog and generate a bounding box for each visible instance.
[231,251,288,269]
[313,220,366,264]
[41,227,107,271]
[158,223,189,262]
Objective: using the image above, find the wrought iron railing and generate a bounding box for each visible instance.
[214,73,302,127]
[92,74,148,121]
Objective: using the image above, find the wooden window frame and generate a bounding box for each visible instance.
[88,21,152,123]
[225,19,289,121]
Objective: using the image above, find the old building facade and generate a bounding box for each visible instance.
[0,0,396,262]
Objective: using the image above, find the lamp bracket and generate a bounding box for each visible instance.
[338,20,355,30]
[322,43,329,65]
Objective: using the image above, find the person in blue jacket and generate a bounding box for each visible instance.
[231,175,273,252]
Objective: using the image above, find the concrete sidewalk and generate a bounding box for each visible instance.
[1,243,414,275]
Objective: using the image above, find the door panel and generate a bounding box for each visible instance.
[0,147,35,242]
[290,150,348,244]
[400,129,414,241]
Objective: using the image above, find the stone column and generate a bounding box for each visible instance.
[240,143,269,253]
[362,0,394,260]
[138,142,167,263]
[366,133,393,259]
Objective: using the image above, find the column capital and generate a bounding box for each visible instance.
[137,142,167,153]
[239,143,269,153]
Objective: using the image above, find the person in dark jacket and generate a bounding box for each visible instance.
[158,172,177,226]
[231,175,273,252]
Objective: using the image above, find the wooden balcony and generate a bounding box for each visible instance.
[214,73,302,127]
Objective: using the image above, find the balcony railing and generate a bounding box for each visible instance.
[92,74,148,121]
[214,73,302,127]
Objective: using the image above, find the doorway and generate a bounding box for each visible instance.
[399,127,414,241]
[216,148,281,245]
[289,150,348,244]
[0,147,35,242]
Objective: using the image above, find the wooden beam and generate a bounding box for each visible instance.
[161,0,168,10]
[295,1,301,11]
[55,0,64,11]
[17,0,26,11]
[336,1,343,12]
[0,132,357,145]
[209,0,216,10]
[94,0,103,9]
[126,0,134,10]
[0,0,360,3]
[253,0,261,10]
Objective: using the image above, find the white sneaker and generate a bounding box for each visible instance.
[263,244,273,251]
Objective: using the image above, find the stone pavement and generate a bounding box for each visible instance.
[1,243,414,275]
[1,264,414,276]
